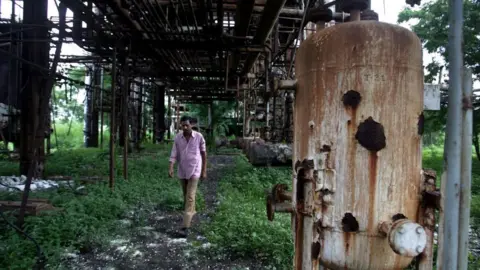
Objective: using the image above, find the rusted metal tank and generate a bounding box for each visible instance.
[293,21,425,269]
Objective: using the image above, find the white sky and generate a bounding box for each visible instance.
[0,0,472,87]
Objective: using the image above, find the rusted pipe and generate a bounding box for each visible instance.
[267,196,294,221]
[302,181,314,269]
[122,57,129,180]
[350,10,361,21]
[109,48,117,191]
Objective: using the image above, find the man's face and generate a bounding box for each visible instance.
[181,120,192,134]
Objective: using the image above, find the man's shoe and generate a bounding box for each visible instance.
[178,227,189,238]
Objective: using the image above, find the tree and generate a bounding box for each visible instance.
[398,0,480,157]
[187,100,237,137]
[398,0,480,79]
[52,66,85,124]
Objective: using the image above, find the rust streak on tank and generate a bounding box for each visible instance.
[368,152,378,232]
[348,112,357,211]
[343,232,351,254]
[295,213,304,269]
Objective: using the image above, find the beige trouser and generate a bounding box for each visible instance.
[179,178,199,228]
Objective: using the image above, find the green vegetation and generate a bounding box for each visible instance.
[0,123,204,269]
[203,156,293,268]
[0,120,479,269]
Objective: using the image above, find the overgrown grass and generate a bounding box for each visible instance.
[0,144,204,269]
[203,156,293,269]
[1,121,479,269]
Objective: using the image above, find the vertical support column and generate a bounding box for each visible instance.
[285,92,294,143]
[167,94,171,139]
[19,0,48,176]
[208,103,212,136]
[153,85,166,143]
[156,85,166,142]
[91,64,101,146]
[84,67,93,147]
[441,0,464,268]
[264,51,270,141]
[136,78,143,147]
[100,72,105,149]
[122,57,129,180]
[243,88,248,137]
[109,48,117,190]
[458,68,473,270]
[152,87,157,143]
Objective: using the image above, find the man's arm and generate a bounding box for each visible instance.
[169,140,177,177]
[200,135,207,178]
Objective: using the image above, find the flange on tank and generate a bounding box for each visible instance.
[293,20,425,269]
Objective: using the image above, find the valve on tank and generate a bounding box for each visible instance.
[378,217,427,257]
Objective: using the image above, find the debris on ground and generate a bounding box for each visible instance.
[0,175,75,191]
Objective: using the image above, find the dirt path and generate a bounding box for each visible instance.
[63,155,265,270]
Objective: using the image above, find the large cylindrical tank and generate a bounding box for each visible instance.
[293,21,424,269]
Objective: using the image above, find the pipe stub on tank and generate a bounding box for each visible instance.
[339,0,370,13]
[387,219,427,257]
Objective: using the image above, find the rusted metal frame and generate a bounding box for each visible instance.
[159,4,200,71]
[155,85,167,143]
[187,0,200,33]
[85,64,100,147]
[167,94,171,139]
[240,0,288,76]
[131,0,185,70]
[458,67,473,270]
[61,0,123,41]
[243,87,248,136]
[206,0,215,27]
[216,0,223,35]
[163,1,200,71]
[18,0,66,227]
[234,0,255,37]
[136,69,224,77]
[6,0,18,150]
[152,88,158,144]
[286,0,312,78]
[109,47,117,191]
[230,0,255,74]
[100,72,105,149]
[122,52,130,180]
[225,53,229,91]
[264,50,271,140]
[416,170,438,270]
[440,0,464,268]
[96,0,178,74]
[136,78,143,147]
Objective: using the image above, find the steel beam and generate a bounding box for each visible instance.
[136,68,225,78]
[241,0,288,75]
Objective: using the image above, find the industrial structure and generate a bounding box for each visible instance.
[0,0,474,269]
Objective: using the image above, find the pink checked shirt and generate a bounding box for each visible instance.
[169,131,206,179]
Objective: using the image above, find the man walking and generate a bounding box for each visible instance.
[169,115,207,237]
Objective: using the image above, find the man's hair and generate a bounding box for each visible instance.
[180,115,191,122]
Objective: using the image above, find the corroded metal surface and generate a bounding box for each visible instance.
[294,21,423,269]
